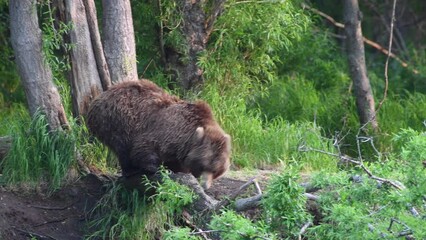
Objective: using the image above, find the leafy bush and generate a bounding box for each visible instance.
[393,129,426,204]
[262,170,311,238]
[306,132,426,240]
[163,227,201,240]
[209,210,274,240]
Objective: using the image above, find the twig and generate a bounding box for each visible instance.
[299,145,406,191]
[182,210,211,240]
[29,200,78,210]
[364,0,407,54]
[12,227,57,240]
[141,58,154,78]
[302,2,418,74]
[33,217,69,227]
[298,221,312,240]
[376,0,398,115]
[304,193,319,201]
[253,179,262,194]
[189,230,222,236]
[388,218,413,237]
[214,176,259,210]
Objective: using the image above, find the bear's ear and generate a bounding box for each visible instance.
[195,127,205,141]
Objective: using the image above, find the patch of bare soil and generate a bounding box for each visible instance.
[0,170,276,239]
[0,174,105,240]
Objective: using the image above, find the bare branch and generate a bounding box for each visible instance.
[299,144,406,191]
[388,218,413,237]
[235,194,262,211]
[253,179,262,195]
[304,193,319,201]
[214,176,259,211]
[376,0,398,114]
[298,221,312,240]
[182,210,212,240]
[302,2,418,75]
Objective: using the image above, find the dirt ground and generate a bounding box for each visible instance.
[0,171,275,239]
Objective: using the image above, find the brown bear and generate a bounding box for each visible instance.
[86,79,231,189]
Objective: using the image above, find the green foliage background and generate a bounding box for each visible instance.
[0,0,425,239]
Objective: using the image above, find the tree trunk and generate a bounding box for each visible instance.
[82,0,111,91]
[102,0,138,84]
[163,0,226,90]
[343,0,378,131]
[9,0,68,131]
[62,0,103,117]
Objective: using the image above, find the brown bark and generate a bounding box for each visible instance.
[164,0,226,90]
[63,0,103,117]
[83,0,111,91]
[102,0,138,84]
[9,0,69,131]
[343,0,378,130]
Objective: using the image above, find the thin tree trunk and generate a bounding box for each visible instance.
[9,0,68,131]
[83,0,111,91]
[343,0,378,131]
[63,0,103,117]
[102,0,138,84]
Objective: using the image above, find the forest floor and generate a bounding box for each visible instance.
[0,170,276,239]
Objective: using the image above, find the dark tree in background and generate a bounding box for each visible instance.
[9,0,68,131]
[163,0,226,90]
[343,0,378,131]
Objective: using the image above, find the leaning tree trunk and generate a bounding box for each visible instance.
[162,0,226,90]
[60,0,104,117]
[343,0,378,131]
[102,0,138,84]
[9,0,68,131]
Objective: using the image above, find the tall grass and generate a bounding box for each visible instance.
[1,111,75,190]
[87,170,195,239]
[201,83,337,172]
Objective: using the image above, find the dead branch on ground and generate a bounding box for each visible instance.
[298,144,406,191]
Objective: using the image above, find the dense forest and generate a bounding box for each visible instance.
[0,0,425,239]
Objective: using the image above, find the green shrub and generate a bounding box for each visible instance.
[262,170,311,238]
[308,204,376,240]
[393,128,426,204]
[163,227,202,240]
[209,210,274,240]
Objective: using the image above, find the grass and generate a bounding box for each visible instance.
[200,82,337,172]
[1,111,75,191]
[87,170,195,239]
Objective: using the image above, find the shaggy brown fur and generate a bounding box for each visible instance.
[86,79,231,188]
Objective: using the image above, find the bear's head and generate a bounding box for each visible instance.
[185,125,231,189]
